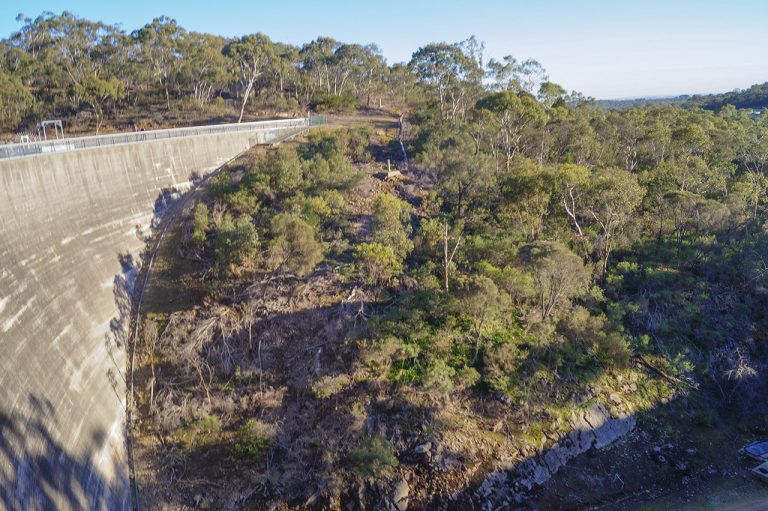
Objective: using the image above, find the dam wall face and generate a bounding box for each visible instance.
[0,122,304,510]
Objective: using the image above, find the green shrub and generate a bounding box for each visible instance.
[312,93,359,112]
[359,335,402,373]
[371,194,413,259]
[414,217,443,261]
[455,366,481,390]
[208,172,233,198]
[483,341,523,396]
[301,195,332,226]
[301,132,360,190]
[424,360,456,393]
[223,188,260,215]
[354,242,404,286]
[267,214,323,276]
[199,414,221,435]
[191,203,209,248]
[234,419,276,459]
[177,414,221,450]
[340,126,373,162]
[311,374,351,399]
[261,146,304,196]
[348,436,398,478]
[214,215,259,277]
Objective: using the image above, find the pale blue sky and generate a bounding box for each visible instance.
[2,0,766,99]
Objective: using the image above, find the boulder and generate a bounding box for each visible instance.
[414,442,431,454]
[389,478,409,511]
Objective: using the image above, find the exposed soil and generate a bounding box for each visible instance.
[130,114,768,511]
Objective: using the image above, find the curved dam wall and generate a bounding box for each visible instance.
[0,120,306,510]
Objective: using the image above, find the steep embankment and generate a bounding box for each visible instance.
[0,122,304,510]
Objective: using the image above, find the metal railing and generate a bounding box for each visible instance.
[0,117,311,161]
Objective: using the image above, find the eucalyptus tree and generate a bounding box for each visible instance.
[537,81,566,108]
[386,62,422,113]
[343,43,387,106]
[584,168,644,277]
[7,12,66,110]
[409,39,483,122]
[272,42,301,101]
[224,33,277,123]
[132,17,187,110]
[299,37,339,100]
[486,55,549,94]
[0,66,33,131]
[327,43,362,96]
[474,89,546,169]
[178,32,228,107]
[8,12,126,124]
[519,241,589,323]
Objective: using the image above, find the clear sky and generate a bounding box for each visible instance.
[1,0,767,99]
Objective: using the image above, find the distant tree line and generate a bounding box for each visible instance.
[598,83,768,113]
[0,12,572,134]
[688,82,768,111]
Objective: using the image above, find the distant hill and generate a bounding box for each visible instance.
[687,82,768,111]
[598,82,768,112]
[596,96,690,110]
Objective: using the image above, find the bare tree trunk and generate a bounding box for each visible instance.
[443,223,449,291]
[164,83,171,111]
[258,336,264,397]
[442,220,461,292]
[238,80,254,123]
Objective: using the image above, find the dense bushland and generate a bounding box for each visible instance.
[125,21,768,508]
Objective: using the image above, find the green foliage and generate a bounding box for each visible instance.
[414,217,443,260]
[455,275,508,336]
[191,203,209,248]
[354,242,404,286]
[483,337,524,396]
[223,188,261,215]
[301,132,360,190]
[234,419,276,459]
[259,146,304,196]
[311,374,351,399]
[371,193,413,259]
[312,93,359,112]
[0,69,34,130]
[199,414,222,435]
[214,215,259,277]
[339,126,373,162]
[348,436,398,478]
[300,190,346,228]
[519,241,590,322]
[424,359,456,393]
[74,74,125,130]
[455,366,481,390]
[267,214,323,276]
[209,172,233,198]
[558,306,631,372]
[176,414,222,451]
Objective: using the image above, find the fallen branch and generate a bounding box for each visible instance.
[633,354,695,389]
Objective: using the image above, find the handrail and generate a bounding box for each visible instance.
[0,117,310,161]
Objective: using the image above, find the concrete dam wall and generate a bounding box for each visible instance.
[0,119,307,510]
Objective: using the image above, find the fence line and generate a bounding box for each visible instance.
[0,117,311,161]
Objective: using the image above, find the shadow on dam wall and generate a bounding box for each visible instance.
[0,123,304,510]
[0,394,129,510]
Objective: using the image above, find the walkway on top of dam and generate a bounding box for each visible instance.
[0,116,320,161]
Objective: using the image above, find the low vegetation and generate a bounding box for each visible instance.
[105,22,768,510]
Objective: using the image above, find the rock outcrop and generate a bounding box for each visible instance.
[476,402,636,505]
